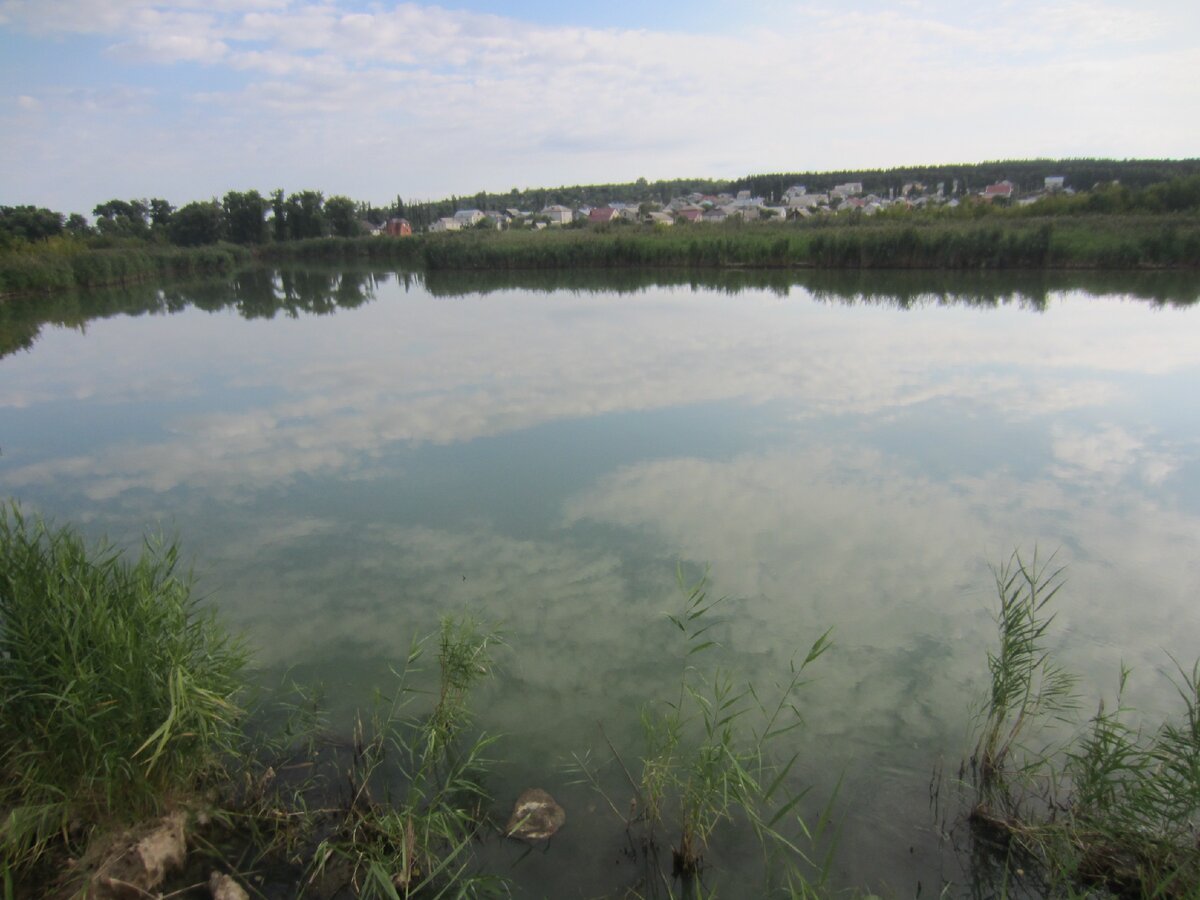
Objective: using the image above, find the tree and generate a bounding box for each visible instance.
[222,190,268,244]
[324,195,359,238]
[148,198,175,228]
[284,190,325,239]
[270,189,287,242]
[0,205,65,243]
[93,199,150,237]
[64,213,92,237]
[168,200,223,246]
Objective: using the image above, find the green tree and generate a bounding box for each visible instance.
[284,190,325,239]
[270,189,287,242]
[168,200,223,246]
[324,195,359,238]
[64,213,92,237]
[148,198,175,228]
[222,190,268,245]
[93,199,150,237]
[0,206,65,243]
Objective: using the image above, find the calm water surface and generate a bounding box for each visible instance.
[2,269,1199,896]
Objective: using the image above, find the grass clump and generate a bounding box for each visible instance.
[0,504,245,874]
[573,568,836,897]
[969,550,1200,898]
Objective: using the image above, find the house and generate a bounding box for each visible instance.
[782,185,808,204]
[453,209,485,227]
[429,217,462,233]
[676,208,703,223]
[385,218,412,237]
[831,182,864,198]
[786,192,826,210]
[983,180,1015,200]
[588,206,619,223]
[540,204,574,226]
[647,211,674,226]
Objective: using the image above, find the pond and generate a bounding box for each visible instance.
[2,268,1199,896]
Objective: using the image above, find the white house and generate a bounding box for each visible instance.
[540,204,574,226]
[453,209,485,227]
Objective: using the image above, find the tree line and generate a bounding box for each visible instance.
[2,159,1199,253]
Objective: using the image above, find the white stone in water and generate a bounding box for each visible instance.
[504,788,565,840]
[209,871,250,900]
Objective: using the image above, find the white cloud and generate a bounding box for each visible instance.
[2,0,1197,209]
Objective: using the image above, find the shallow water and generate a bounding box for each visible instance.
[2,268,1199,896]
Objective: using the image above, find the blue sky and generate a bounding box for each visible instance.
[2,0,1198,216]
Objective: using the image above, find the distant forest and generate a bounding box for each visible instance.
[3,158,1200,248]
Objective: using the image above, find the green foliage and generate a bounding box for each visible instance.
[93,198,151,238]
[304,615,505,898]
[0,504,246,872]
[283,190,327,240]
[969,553,1200,899]
[222,190,269,245]
[168,200,225,246]
[974,550,1077,797]
[325,195,361,238]
[413,216,1199,271]
[0,205,64,244]
[0,242,249,296]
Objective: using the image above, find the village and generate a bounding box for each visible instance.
[379,175,1072,236]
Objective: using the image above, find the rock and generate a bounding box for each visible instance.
[90,811,187,898]
[209,870,250,900]
[505,788,565,841]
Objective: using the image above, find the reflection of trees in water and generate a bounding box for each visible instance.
[238,268,378,319]
[0,267,385,358]
[422,267,1200,310]
[2,266,1196,360]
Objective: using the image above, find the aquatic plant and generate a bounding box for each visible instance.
[968,552,1200,899]
[973,550,1077,800]
[572,567,836,896]
[0,503,246,874]
[302,615,506,898]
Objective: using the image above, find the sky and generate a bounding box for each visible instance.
[1,0,1198,215]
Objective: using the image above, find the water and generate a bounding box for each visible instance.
[2,268,1199,896]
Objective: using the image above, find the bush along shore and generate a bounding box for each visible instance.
[4,507,1200,897]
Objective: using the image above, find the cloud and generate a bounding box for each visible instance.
[3,280,1195,508]
[1051,423,1183,486]
[2,0,1197,210]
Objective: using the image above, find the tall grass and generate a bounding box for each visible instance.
[969,552,1200,898]
[0,242,250,296]
[0,504,245,873]
[415,217,1200,272]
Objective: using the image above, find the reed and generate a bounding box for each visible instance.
[0,503,246,874]
[969,552,1200,898]
[572,567,836,896]
[303,615,505,898]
